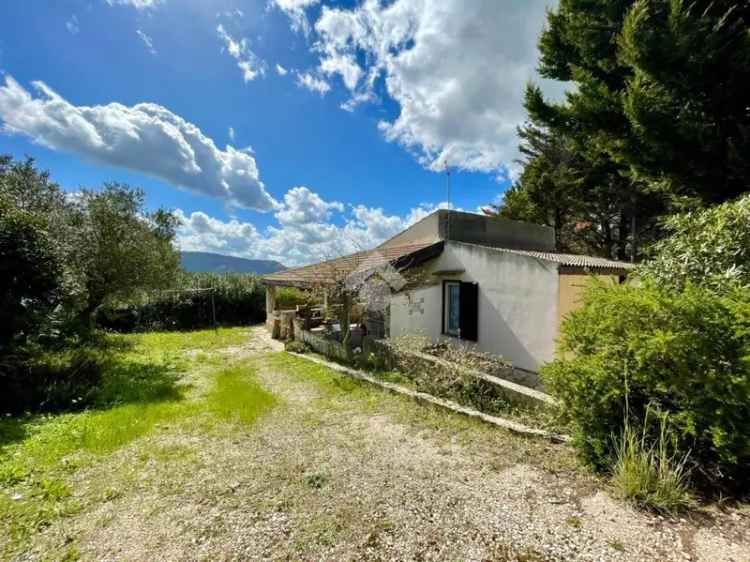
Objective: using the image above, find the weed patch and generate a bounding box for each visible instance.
[610,411,693,514]
[206,365,276,425]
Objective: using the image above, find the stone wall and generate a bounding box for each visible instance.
[292,318,350,362]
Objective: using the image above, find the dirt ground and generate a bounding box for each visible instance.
[15,328,750,561]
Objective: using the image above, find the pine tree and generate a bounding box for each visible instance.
[619,1,750,202]
[496,0,749,260]
[531,0,750,204]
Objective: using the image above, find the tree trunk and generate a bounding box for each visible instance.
[339,291,352,361]
[77,297,102,336]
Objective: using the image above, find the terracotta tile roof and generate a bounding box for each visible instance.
[263,241,444,287]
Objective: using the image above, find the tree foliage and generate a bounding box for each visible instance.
[496,0,750,258]
[639,194,750,291]
[0,155,180,338]
[489,123,667,259]
[73,184,181,327]
[0,196,61,347]
[619,1,750,202]
[0,156,69,347]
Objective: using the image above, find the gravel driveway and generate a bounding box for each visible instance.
[18,328,750,561]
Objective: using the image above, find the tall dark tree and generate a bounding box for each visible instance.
[619,1,750,202]
[495,0,749,260]
[492,120,666,260]
[530,0,750,204]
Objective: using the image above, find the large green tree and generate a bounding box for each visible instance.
[0,196,61,347]
[492,121,666,260]
[0,156,69,346]
[498,0,749,259]
[0,155,181,335]
[73,184,181,328]
[531,0,749,204]
[619,1,750,202]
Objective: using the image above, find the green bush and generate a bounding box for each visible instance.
[542,282,750,492]
[284,340,309,354]
[0,345,107,414]
[638,194,750,291]
[275,286,315,310]
[97,272,266,332]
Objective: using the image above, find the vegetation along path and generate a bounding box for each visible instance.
[1,327,748,561]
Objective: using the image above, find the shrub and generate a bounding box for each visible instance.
[284,340,309,354]
[97,272,266,332]
[638,194,750,291]
[276,286,315,310]
[542,282,750,492]
[0,345,107,414]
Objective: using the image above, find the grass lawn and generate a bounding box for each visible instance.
[1,327,747,561]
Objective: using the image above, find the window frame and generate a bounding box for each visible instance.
[442,280,462,338]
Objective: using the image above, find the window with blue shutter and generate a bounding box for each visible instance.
[442,280,478,342]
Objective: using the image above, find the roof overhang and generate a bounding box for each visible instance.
[263,241,445,289]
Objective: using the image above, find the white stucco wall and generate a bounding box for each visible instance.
[389,241,559,372]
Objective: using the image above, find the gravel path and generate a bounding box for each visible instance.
[21,329,750,561]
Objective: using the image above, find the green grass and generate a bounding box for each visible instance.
[0,327,273,559]
[207,365,277,425]
[610,411,694,514]
[265,353,365,396]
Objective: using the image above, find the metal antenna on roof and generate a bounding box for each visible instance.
[445,167,452,241]
[445,168,452,209]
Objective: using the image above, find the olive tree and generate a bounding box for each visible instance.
[73,183,181,329]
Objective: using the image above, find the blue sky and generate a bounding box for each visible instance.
[0,0,560,266]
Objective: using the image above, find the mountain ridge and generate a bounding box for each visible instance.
[180,251,285,274]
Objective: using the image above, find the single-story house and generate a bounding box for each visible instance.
[263,210,634,372]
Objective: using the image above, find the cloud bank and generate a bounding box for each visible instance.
[176,186,451,266]
[284,0,563,180]
[0,75,277,210]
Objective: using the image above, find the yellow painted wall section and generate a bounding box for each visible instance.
[557,273,618,329]
[555,273,617,359]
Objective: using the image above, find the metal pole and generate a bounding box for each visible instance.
[211,287,217,331]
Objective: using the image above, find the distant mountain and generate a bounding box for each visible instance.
[180,251,285,274]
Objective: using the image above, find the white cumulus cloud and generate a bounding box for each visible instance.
[0,75,277,210]
[217,24,266,83]
[294,0,565,179]
[269,0,320,35]
[175,187,451,267]
[275,64,289,76]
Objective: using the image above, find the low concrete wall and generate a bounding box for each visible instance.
[293,318,350,362]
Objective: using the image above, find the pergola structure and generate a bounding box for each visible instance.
[262,240,445,320]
